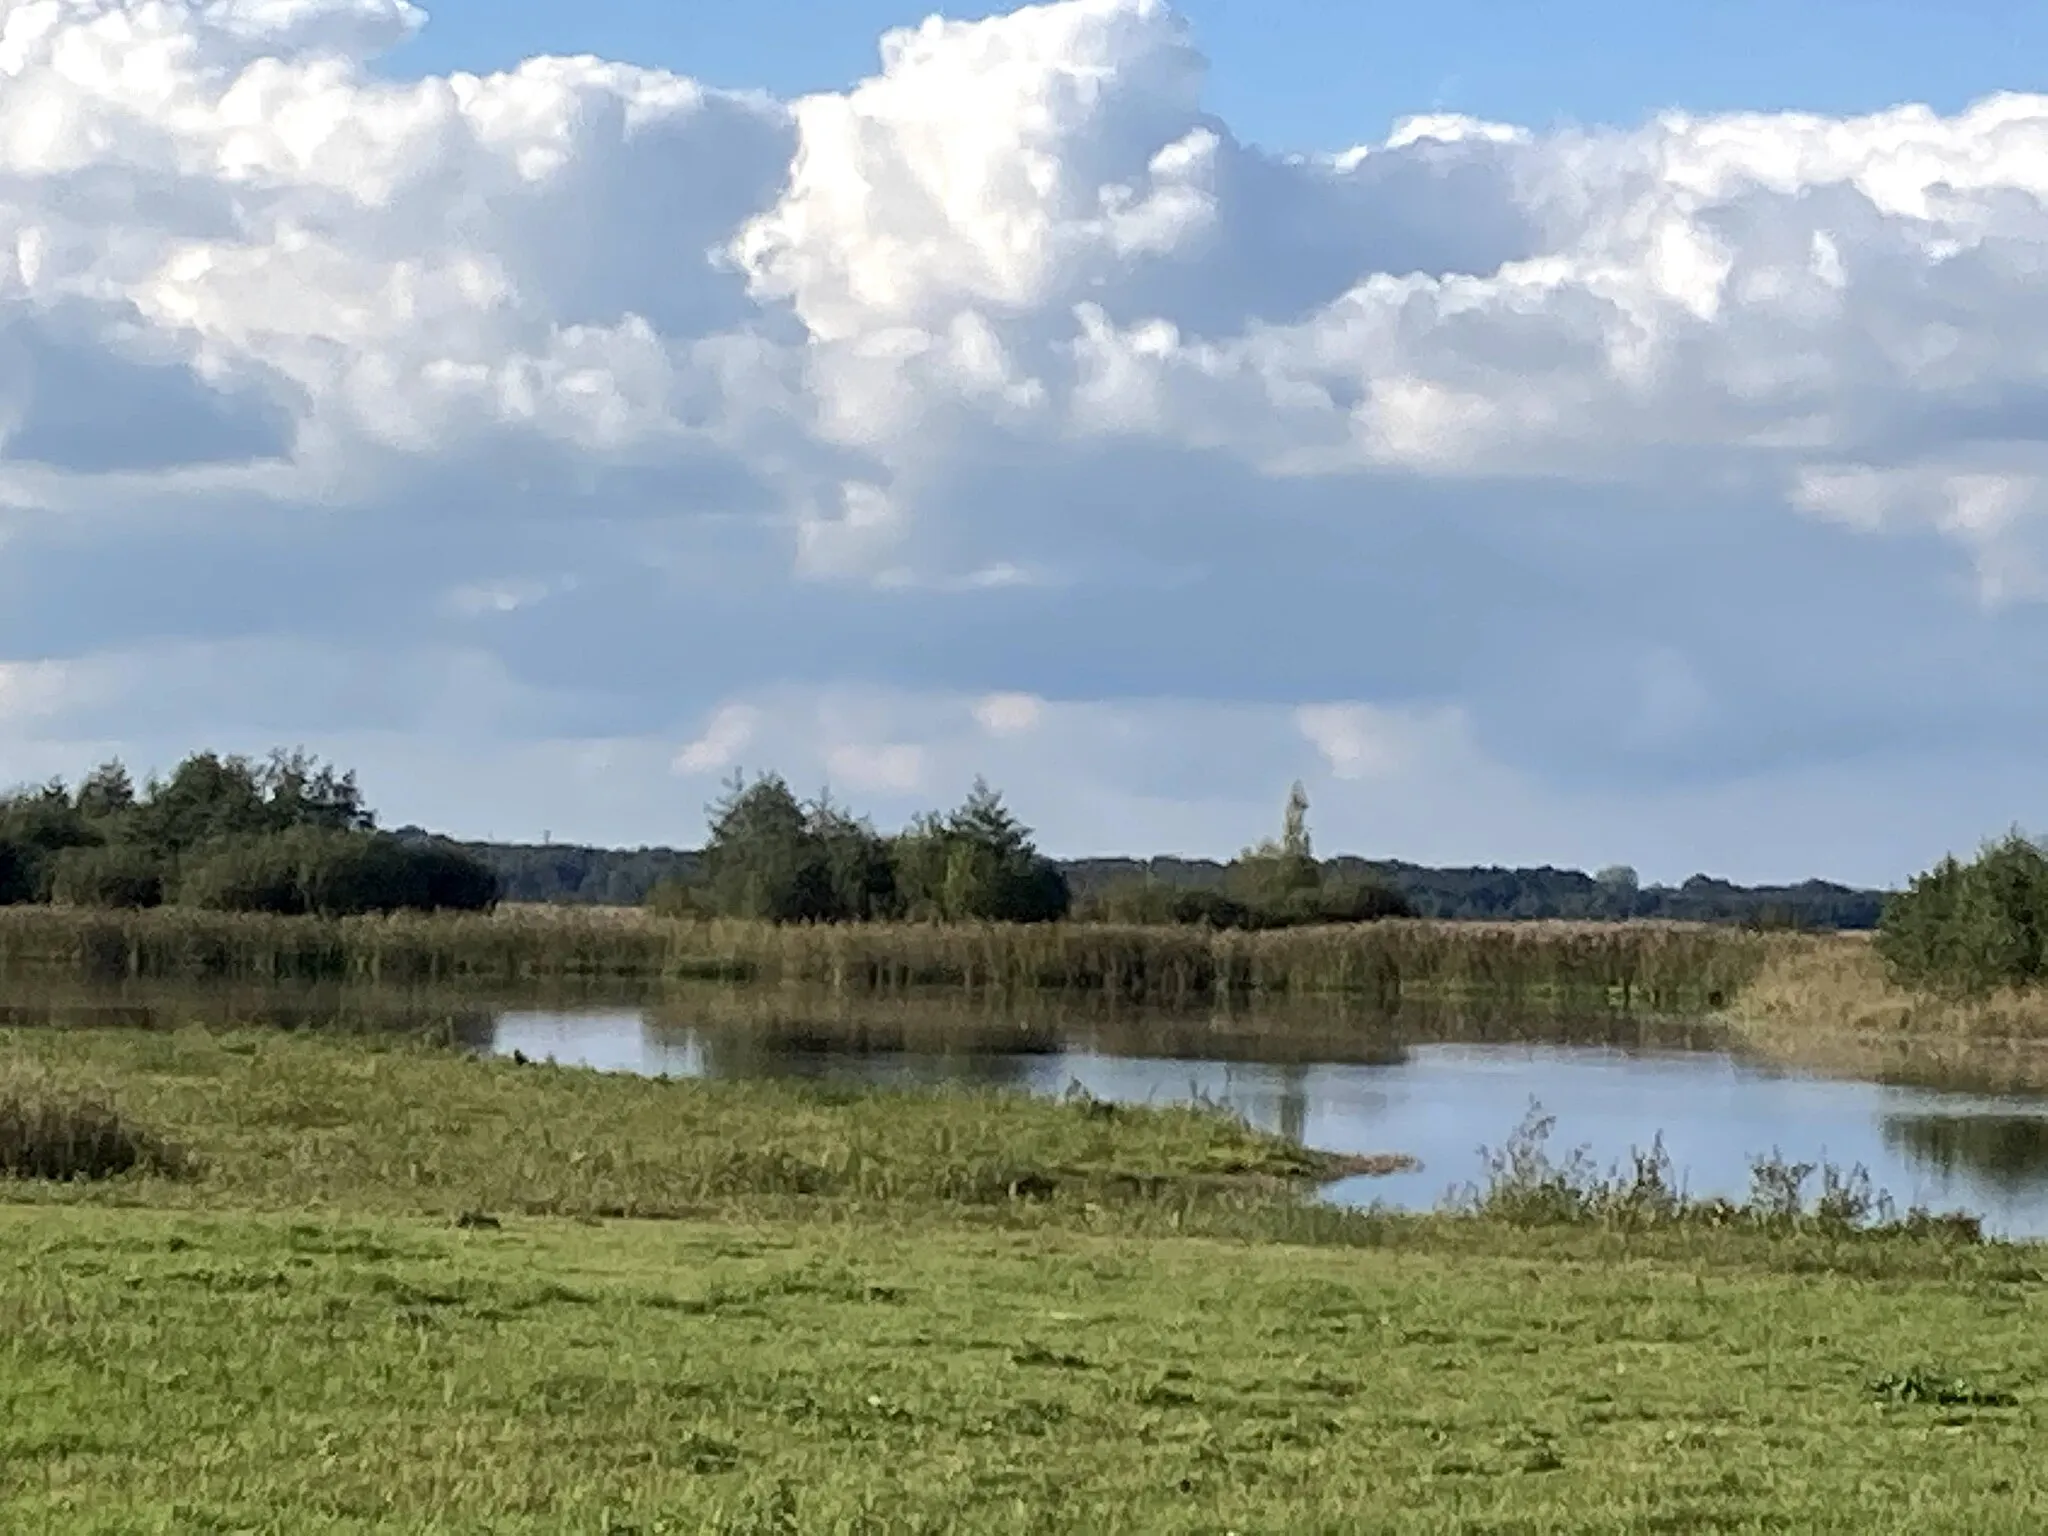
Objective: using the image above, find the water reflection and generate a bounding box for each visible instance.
[478,1001,2048,1238]
[14,980,2048,1236]
[1883,1114,2048,1198]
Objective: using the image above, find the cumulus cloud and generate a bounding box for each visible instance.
[5,0,2048,879]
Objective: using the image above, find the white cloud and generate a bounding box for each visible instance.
[6,0,2048,880]
[974,691,1044,736]
[825,740,927,794]
[673,704,760,776]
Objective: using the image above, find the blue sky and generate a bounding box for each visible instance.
[3,0,2048,885]
[388,0,2048,148]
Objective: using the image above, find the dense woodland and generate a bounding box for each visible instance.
[410,778,1887,930]
[0,752,499,916]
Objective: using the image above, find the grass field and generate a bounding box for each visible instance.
[6,1205,2046,1534]
[0,1025,2045,1531]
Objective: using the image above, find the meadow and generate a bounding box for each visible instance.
[0,1025,2046,1531]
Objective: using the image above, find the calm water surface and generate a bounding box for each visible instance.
[486,1005,2048,1238]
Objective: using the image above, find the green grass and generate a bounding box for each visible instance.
[0,1027,1371,1220]
[1,1024,2046,1531]
[4,1206,2046,1533]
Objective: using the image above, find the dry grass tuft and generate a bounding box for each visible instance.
[0,1073,187,1182]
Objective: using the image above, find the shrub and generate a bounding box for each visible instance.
[180,833,312,915]
[49,844,169,910]
[410,841,502,913]
[179,830,501,918]
[1878,832,2048,994]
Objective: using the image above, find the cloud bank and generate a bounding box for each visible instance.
[4,0,2048,882]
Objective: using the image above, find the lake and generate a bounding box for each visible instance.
[10,981,2048,1236]
[484,996,2048,1238]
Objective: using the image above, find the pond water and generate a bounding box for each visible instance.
[483,1002,2048,1239]
[13,982,2048,1236]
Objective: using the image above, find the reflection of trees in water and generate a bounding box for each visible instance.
[1276,1063,1309,1146]
[0,979,556,1054]
[629,984,1738,1097]
[1883,1115,2048,1197]
[681,1024,1041,1090]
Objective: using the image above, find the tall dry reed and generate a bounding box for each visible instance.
[0,906,1779,1006]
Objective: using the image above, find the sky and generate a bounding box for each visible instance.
[2,0,2048,885]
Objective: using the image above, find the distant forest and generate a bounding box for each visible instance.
[398,830,1887,929]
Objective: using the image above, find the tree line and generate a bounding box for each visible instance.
[0,752,499,916]
[442,800,1884,930]
[647,774,1073,924]
[649,776,1414,929]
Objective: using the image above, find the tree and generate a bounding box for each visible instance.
[809,793,899,922]
[892,779,1069,923]
[127,753,272,856]
[1877,830,2048,994]
[261,749,373,833]
[695,773,894,923]
[1228,782,1323,913]
[0,783,99,904]
[73,761,136,822]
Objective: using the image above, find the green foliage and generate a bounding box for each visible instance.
[181,830,500,918]
[126,749,369,857]
[1081,784,1411,930]
[48,845,167,910]
[72,761,136,822]
[1454,1103,1952,1236]
[0,784,100,904]
[179,833,317,916]
[1,751,488,920]
[891,780,1070,924]
[691,774,1065,926]
[698,774,897,923]
[1877,831,2048,994]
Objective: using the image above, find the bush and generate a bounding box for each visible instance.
[1079,872,1410,931]
[49,844,168,909]
[1878,832,2048,994]
[410,841,502,913]
[180,830,501,918]
[180,833,313,915]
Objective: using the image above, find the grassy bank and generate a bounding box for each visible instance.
[0,905,1781,1007]
[0,1027,1387,1222]
[0,1027,2044,1531]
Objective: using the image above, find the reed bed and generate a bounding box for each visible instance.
[1726,936,2048,1093]
[0,906,1785,1007]
[1732,937,2048,1041]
